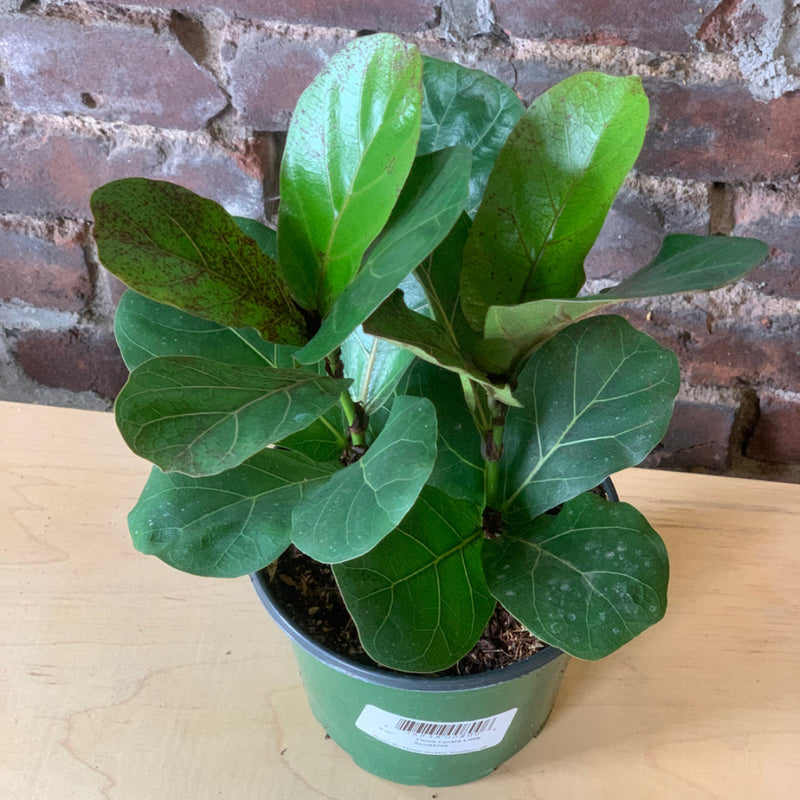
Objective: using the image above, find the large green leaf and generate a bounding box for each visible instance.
[233,216,278,260]
[295,146,471,364]
[482,234,770,373]
[129,449,337,578]
[114,290,297,371]
[414,212,481,360]
[340,273,429,415]
[418,55,524,216]
[278,34,423,312]
[401,360,484,504]
[502,315,679,518]
[334,486,491,673]
[115,356,350,476]
[483,492,668,660]
[364,290,518,407]
[290,396,437,563]
[461,72,649,328]
[91,179,307,345]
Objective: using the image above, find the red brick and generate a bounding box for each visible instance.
[0,128,266,219]
[0,16,225,130]
[746,393,800,464]
[731,185,800,300]
[131,0,438,31]
[227,30,344,129]
[585,182,709,282]
[643,399,737,472]
[493,0,707,52]
[638,80,800,182]
[12,327,128,399]
[0,229,91,313]
[697,0,766,51]
[617,306,800,394]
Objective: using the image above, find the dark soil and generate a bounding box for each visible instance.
[263,546,548,677]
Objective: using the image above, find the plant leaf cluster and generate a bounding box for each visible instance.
[92,34,768,673]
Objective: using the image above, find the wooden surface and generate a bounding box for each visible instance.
[2,399,799,799]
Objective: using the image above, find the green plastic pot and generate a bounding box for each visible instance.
[250,578,570,786]
[250,483,618,786]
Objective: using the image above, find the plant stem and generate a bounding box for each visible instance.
[340,389,366,448]
[483,398,507,510]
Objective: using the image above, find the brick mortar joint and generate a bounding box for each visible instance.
[15,3,745,88]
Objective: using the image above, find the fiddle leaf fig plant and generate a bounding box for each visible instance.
[92,33,768,673]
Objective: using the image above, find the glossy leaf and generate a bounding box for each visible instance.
[341,273,429,415]
[482,234,770,372]
[295,146,471,364]
[114,290,297,371]
[91,179,307,345]
[364,290,518,407]
[461,72,649,328]
[278,34,423,312]
[291,396,437,563]
[483,492,668,659]
[402,360,484,504]
[334,486,491,673]
[233,216,278,259]
[130,449,337,578]
[501,315,679,519]
[115,356,350,476]
[419,55,524,216]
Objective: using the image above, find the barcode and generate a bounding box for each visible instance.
[355,704,518,755]
[394,717,497,738]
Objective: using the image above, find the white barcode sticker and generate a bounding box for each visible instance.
[355,704,517,755]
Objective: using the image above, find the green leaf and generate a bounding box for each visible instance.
[419,55,524,216]
[278,34,423,312]
[129,449,337,578]
[461,72,649,328]
[295,146,471,364]
[482,234,770,372]
[233,216,278,260]
[291,396,437,562]
[279,406,348,463]
[334,486,492,673]
[115,356,350,476]
[91,179,307,345]
[114,290,297,371]
[402,360,484,504]
[364,290,518,407]
[502,315,679,518]
[414,212,481,359]
[483,492,668,660]
[340,273,428,415]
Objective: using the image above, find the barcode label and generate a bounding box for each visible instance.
[355,704,517,755]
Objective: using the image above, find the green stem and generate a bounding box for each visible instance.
[340,389,366,448]
[483,398,507,510]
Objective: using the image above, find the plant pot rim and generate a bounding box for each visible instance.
[250,567,565,691]
[251,477,617,692]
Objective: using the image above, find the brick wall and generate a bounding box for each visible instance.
[1,0,798,481]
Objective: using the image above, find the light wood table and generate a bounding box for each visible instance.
[2,400,799,799]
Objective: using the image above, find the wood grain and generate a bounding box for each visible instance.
[2,400,799,798]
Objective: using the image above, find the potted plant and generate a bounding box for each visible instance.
[90,33,767,786]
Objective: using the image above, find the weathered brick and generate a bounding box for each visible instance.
[0,229,91,313]
[731,184,800,300]
[12,327,128,399]
[746,392,800,464]
[0,128,266,219]
[585,180,710,282]
[643,399,737,472]
[131,0,438,31]
[638,79,800,181]
[617,306,800,393]
[0,15,225,130]
[227,30,344,129]
[493,0,707,52]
